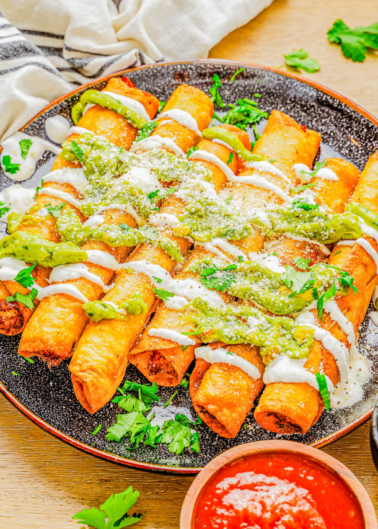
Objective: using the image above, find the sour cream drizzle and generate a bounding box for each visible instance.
[37,187,82,209]
[130,135,185,157]
[195,345,261,380]
[149,213,179,229]
[148,328,195,346]
[43,167,89,196]
[158,109,202,136]
[85,250,120,271]
[296,310,349,384]
[263,355,334,392]
[244,160,290,184]
[199,238,247,262]
[0,185,35,222]
[323,300,355,345]
[292,163,339,183]
[101,91,151,122]
[50,263,111,292]
[1,131,61,182]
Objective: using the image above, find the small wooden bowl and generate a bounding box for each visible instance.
[180,440,377,529]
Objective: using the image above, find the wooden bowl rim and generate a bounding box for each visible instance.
[180,440,377,529]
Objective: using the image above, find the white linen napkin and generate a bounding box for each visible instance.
[0,0,273,140]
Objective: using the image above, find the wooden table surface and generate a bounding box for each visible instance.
[1,0,378,527]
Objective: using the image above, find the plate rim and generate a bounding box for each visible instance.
[0,58,377,474]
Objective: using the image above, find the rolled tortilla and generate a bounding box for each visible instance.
[254,156,377,435]
[190,343,264,439]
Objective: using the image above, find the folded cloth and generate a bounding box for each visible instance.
[0,0,273,140]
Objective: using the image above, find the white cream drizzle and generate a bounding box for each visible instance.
[360,221,378,245]
[0,185,35,222]
[67,126,94,137]
[263,355,334,392]
[83,103,95,115]
[1,131,61,182]
[212,138,236,151]
[43,167,89,196]
[85,250,120,271]
[373,286,378,309]
[147,328,195,346]
[199,238,247,262]
[118,166,162,195]
[130,135,185,157]
[49,263,111,292]
[101,91,151,122]
[235,174,292,202]
[0,257,27,280]
[83,215,105,227]
[189,150,236,180]
[292,163,338,183]
[149,213,179,229]
[296,310,349,384]
[244,160,290,184]
[248,252,285,274]
[339,239,378,273]
[158,109,201,136]
[323,300,355,345]
[195,345,261,380]
[37,187,82,209]
[45,115,71,144]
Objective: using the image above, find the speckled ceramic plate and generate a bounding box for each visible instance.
[1,59,378,473]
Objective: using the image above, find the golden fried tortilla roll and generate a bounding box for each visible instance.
[254,156,378,435]
[190,343,264,439]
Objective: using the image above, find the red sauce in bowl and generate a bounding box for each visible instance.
[195,451,364,529]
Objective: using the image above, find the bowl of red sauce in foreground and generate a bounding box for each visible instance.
[180,440,377,529]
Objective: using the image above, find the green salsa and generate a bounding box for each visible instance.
[202,127,264,162]
[83,293,147,322]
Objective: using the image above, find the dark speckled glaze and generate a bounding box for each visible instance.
[1,60,378,474]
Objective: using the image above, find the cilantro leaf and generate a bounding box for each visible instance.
[34,179,44,199]
[315,372,331,410]
[291,197,319,211]
[191,432,200,453]
[156,186,179,202]
[152,276,162,284]
[2,155,20,174]
[153,288,175,303]
[281,266,312,294]
[122,380,160,403]
[46,202,66,218]
[118,394,150,413]
[218,98,268,130]
[143,425,162,447]
[135,121,157,142]
[316,281,337,321]
[300,161,328,179]
[0,202,10,218]
[19,139,32,160]
[179,376,189,388]
[120,223,130,231]
[225,195,233,205]
[283,49,320,73]
[292,257,311,271]
[227,152,234,165]
[158,101,166,113]
[327,19,378,62]
[200,265,235,292]
[6,288,38,310]
[209,74,225,108]
[290,182,317,195]
[230,68,244,81]
[160,419,192,455]
[71,140,84,161]
[187,146,199,159]
[72,486,143,529]
[14,262,37,288]
[147,189,160,202]
[107,412,149,443]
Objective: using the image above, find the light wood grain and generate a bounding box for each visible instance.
[1,0,378,527]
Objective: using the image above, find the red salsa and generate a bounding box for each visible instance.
[195,451,364,529]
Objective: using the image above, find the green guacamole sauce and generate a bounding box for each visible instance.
[0,232,87,267]
[184,298,314,362]
[202,127,264,162]
[173,196,252,242]
[252,206,362,244]
[56,210,145,247]
[191,257,340,316]
[346,202,378,230]
[83,293,147,322]
[71,90,147,128]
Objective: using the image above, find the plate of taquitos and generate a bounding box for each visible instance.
[1,59,378,473]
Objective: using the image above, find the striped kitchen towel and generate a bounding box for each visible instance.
[0,0,273,140]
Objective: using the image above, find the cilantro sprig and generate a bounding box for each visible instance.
[135,121,157,142]
[328,19,378,62]
[215,98,268,132]
[300,160,328,179]
[45,202,66,218]
[209,74,225,108]
[19,139,32,160]
[200,263,237,292]
[2,155,20,174]
[6,289,38,310]
[0,202,10,218]
[187,146,199,159]
[283,49,320,73]
[72,486,144,528]
[153,288,175,303]
[315,372,331,410]
[13,262,37,288]
[292,257,311,271]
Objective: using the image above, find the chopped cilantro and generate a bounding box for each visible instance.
[158,100,166,113]
[179,376,189,388]
[290,182,317,195]
[163,390,178,408]
[314,281,337,321]
[153,288,174,302]
[22,357,34,364]
[291,197,319,211]
[12,371,20,376]
[230,68,244,81]
[147,189,160,202]
[281,266,312,293]
[6,288,38,310]
[315,372,331,410]
[200,264,236,292]
[121,380,160,403]
[217,98,268,130]
[2,155,20,174]
[118,394,150,413]
[156,186,179,202]
[135,121,157,142]
[300,160,328,179]
[209,74,225,108]
[72,486,144,528]
[191,432,200,453]
[225,195,233,205]
[19,138,32,160]
[187,146,199,158]
[34,179,44,199]
[14,262,37,288]
[227,152,234,165]
[71,140,84,161]
[292,257,311,271]
[0,202,10,218]
[238,255,244,263]
[226,351,234,356]
[328,19,378,62]
[284,49,320,73]
[91,424,102,435]
[46,202,66,218]
[152,276,163,284]
[181,345,189,352]
[120,223,131,231]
